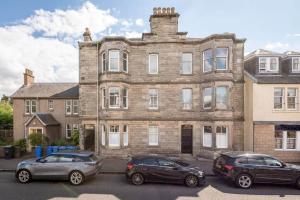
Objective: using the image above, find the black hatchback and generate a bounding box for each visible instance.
[126,155,205,187]
[213,152,300,189]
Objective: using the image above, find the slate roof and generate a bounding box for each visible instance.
[11,83,79,98]
[25,113,60,126]
[245,72,300,84]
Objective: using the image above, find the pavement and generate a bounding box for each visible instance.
[0,173,300,200]
[0,154,215,175]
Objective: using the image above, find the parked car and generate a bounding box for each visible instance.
[16,151,102,185]
[126,155,205,187]
[213,151,300,189]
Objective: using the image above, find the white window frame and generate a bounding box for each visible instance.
[73,100,79,115]
[109,87,120,108]
[203,49,213,72]
[259,57,279,73]
[48,100,54,110]
[65,100,72,115]
[203,126,212,147]
[101,125,106,146]
[181,53,193,74]
[123,125,128,146]
[148,125,159,146]
[148,54,158,74]
[203,87,213,109]
[275,131,300,151]
[215,48,228,70]
[109,50,120,72]
[216,86,228,110]
[216,126,228,149]
[123,52,128,73]
[182,88,192,110]
[292,57,300,73]
[66,124,72,139]
[101,88,107,109]
[73,124,79,131]
[274,88,285,110]
[101,52,106,72]
[27,127,43,139]
[31,100,37,114]
[148,89,158,109]
[123,88,128,109]
[109,125,120,147]
[25,100,31,114]
[287,88,298,110]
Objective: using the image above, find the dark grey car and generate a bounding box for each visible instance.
[16,151,102,185]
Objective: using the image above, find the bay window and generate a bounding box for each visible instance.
[109,125,120,147]
[203,126,212,147]
[101,125,106,146]
[101,88,107,109]
[149,125,159,146]
[216,126,228,148]
[149,54,158,74]
[109,87,120,108]
[216,86,228,109]
[102,52,106,72]
[123,52,128,72]
[123,125,128,146]
[274,88,284,109]
[203,87,212,109]
[203,49,213,72]
[182,88,192,110]
[109,50,119,71]
[216,48,228,70]
[122,88,128,108]
[181,53,192,74]
[149,89,158,109]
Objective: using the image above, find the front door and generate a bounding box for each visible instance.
[181,125,193,154]
[84,124,95,151]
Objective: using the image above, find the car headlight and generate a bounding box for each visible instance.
[197,171,204,177]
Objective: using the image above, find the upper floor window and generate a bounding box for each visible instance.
[216,48,228,70]
[65,100,72,115]
[181,53,192,74]
[25,100,36,114]
[148,89,158,109]
[101,88,107,109]
[109,50,120,72]
[259,57,279,73]
[149,54,158,74]
[123,52,128,73]
[102,52,107,72]
[25,100,30,114]
[274,88,284,110]
[203,87,213,109]
[292,57,300,73]
[122,88,128,109]
[203,49,213,72]
[109,87,120,108]
[73,100,79,114]
[31,100,37,114]
[216,86,228,109]
[287,88,297,110]
[182,88,192,110]
[48,100,54,111]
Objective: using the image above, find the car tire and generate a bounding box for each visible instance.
[131,173,144,185]
[17,169,31,184]
[185,175,198,187]
[235,173,253,189]
[296,177,300,189]
[69,170,84,185]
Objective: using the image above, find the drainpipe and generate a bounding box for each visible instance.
[96,42,100,155]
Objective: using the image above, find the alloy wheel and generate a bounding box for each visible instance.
[185,175,198,187]
[132,173,144,185]
[237,174,252,189]
[18,170,30,183]
[70,171,84,185]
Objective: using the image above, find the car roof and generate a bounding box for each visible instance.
[131,155,169,160]
[51,151,93,157]
[220,151,270,158]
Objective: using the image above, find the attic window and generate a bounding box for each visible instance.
[292,57,300,72]
[259,57,279,73]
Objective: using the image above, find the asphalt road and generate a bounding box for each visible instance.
[0,172,300,200]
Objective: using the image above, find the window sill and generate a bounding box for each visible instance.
[274,149,300,152]
[100,71,129,75]
[148,108,159,111]
[273,109,299,113]
[180,73,193,76]
[148,145,160,148]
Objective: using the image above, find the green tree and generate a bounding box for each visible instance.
[0,100,13,129]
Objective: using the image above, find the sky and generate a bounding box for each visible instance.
[0,0,299,97]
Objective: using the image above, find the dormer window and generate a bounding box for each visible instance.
[292,57,300,73]
[259,57,279,73]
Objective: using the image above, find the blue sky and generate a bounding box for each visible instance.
[0,0,299,96]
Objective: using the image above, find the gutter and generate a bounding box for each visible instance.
[96,42,99,155]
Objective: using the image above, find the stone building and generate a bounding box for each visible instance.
[79,7,245,158]
[244,49,300,162]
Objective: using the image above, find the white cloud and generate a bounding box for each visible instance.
[135,18,144,26]
[264,42,290,52]
[0,1,142,97]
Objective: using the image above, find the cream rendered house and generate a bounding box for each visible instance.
[244,49,300,162]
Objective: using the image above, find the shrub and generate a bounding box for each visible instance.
[52,138,67,146]
[71,130,79,146]
[28,133,48,146]
[13,139,27,152]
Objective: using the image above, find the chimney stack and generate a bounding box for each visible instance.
[24,68,34,86]
[83,27,92,42]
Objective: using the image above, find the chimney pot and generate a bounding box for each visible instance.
[162,8,166,14]
[83,27,92,42]
[157,7,161,14]
[166,8,171,14]
[24,68,34,86]
[171,7,175,14]
[153,7,157,14]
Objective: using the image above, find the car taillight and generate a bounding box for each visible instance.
[224,164,234,171]
[127,163,134,170]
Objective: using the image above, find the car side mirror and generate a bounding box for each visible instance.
[281,163,286,168]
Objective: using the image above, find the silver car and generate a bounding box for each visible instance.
[16,151,102,185]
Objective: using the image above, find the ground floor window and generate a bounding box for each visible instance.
[123,125,128,146]
[109,125,120,147]
[101,125,106,146]
[29,127,43,135]
[149,125,159,146]
[66,124,72,138]
[275,130,300,150]
[203,126,212,147]
[216,126,228,148]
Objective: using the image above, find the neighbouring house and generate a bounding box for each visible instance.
[79,7,245,158]
[244,49,300,162]
[11,69,80,146]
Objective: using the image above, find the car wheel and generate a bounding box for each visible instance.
[69,171,84,185]
[185,175,198,187]
[236,174,252,189]
[17,169,31,183]
[296,177,300,189]
[131,173,144,185]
